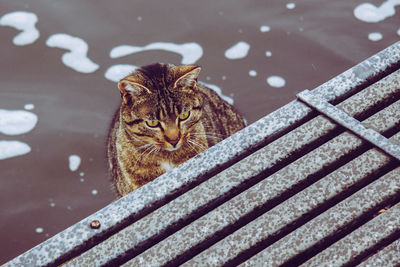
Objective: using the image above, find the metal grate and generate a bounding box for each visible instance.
[5,42,400,267]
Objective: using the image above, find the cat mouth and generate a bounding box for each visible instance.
[163,140,182,151]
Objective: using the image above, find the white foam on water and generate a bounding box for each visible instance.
[104,64,138,82]
[24,104,35,110]
[249,70,257,77]
[368,32,383,41]
[110,42,203,64]
[224,41,250,60]
[68,154,81,172]
[260,25,271,32]
[265,51,272,57]
[199,82,234,105]
[46,33,99,73]
[354,0,400,23]
[267,76,286,88]
[286,3,296,9]
[0,109,38,135]
[0,11,40,46]
[0,140,31,160]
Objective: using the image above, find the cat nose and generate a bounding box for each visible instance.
[166,136,180,147]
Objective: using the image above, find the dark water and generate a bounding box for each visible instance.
[0,0,399,263]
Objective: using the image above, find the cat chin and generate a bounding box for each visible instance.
[163,145,181,152]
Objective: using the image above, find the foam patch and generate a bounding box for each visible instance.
[104,64,138,82]
[0,140,31,160]
[110,42,203,64]
[0,11,40,46]
[0,109,38,135]
[224,41,250,60]
[46,33,99,73]
[354,0,400,23]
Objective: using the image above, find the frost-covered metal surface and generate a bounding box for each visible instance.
[240,167,400,267]
[297,89,400,161]
[358,239,400,267]
[302,202,400,267]
[184,110,400,266]
[4,42,400,267]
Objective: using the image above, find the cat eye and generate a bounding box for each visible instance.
[179,111,190,121]
[146,120,160,128]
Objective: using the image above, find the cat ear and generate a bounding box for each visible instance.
[174,65,201,88]
[118,76,152,103]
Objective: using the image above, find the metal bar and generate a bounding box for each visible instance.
[358,238,400,267]
[239,167,400,267]
[297,89,400,161]
[301,202,400,266]
[184,148,391,266]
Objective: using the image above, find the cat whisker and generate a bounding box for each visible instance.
[191,131,224,138]
[191,134,221,140]
[152,147,161,161]
[143,146,159,162]
[135,143,152,153]
[187,140,201,154]
[133,144,154,167]
[187,139,207,153]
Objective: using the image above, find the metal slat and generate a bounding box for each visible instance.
[301,202,400,266]
[184,148,392,266]
[336,68,400,119]
[359,238,400,267]
[239,167,400,267]
[298,90,400,161]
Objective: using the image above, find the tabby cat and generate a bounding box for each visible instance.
[107,63,245,197]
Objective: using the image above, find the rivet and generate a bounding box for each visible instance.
[90,220,101,229]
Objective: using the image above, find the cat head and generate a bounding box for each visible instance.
[118,63,203,151]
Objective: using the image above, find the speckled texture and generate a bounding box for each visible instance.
[359,238,400,267]
[312,42,400,102]
[362,100,400,135]
[184,148,391,266]
[301,202,400,267]
[239,167,400,267]
[5,42,400,267]
[125,132,364,266]
[337,68,400,118]
[298,90,400,161]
